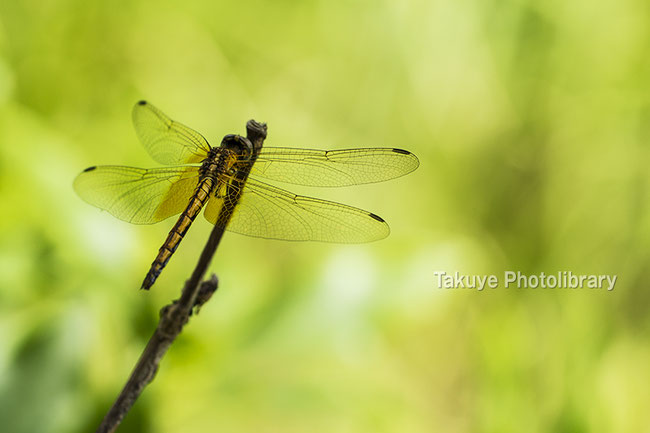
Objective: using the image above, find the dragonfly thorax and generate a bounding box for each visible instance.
[199,148,231,179]
[200,134,253,180]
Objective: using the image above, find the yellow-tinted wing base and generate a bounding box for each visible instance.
[73,165,201,224]
[204,177,389,243]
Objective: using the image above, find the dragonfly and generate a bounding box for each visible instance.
[74,101,419,290]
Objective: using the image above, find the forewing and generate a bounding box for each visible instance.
[73,165,200,224]
[249,147,419,187]
[203,177,389,243]
[132,101,211,165]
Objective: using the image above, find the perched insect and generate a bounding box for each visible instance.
[74,101,419,289]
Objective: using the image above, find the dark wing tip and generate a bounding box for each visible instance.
[83,166,97,172]
[393,148,420,171]
[137,100,147,106]
[393,149,420,174]
[369,212,385,223]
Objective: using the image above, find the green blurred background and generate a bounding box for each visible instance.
[1,0,649,432]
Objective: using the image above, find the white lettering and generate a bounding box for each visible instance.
[606,275,617,291]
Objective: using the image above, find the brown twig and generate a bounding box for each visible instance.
[96,120,267,433]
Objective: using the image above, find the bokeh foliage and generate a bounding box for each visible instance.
[1,0,649,432]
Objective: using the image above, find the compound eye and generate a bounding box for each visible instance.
[221,135,253,159]
[239,137,253,159]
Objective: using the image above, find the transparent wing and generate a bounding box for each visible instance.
[203,177,389,242]
[132,100,212,165]
[248,147,419,187]
[73,165,200,224]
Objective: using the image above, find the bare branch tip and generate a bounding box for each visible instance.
[193,274,219,314]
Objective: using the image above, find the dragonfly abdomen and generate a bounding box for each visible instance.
[141,178,215,290]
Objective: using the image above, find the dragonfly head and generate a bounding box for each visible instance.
[220,134,253,160]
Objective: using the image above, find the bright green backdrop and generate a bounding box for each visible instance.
[1,1,649,432]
